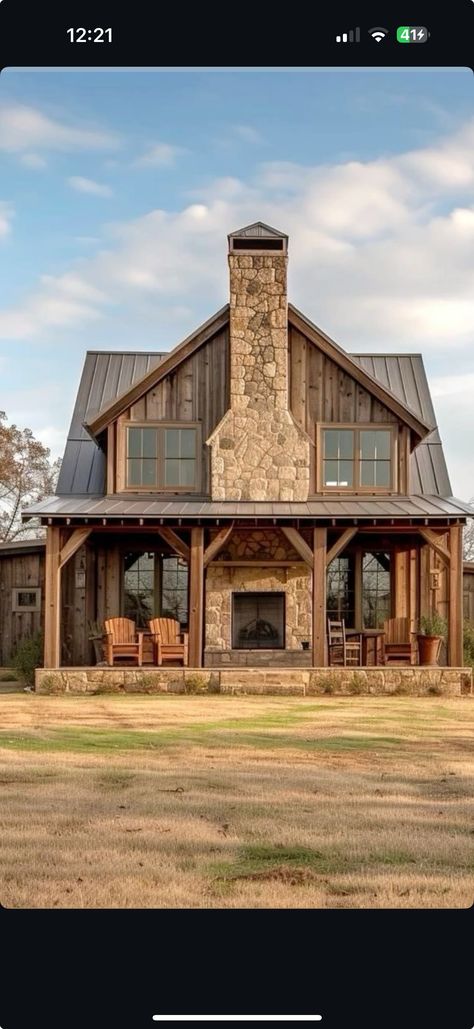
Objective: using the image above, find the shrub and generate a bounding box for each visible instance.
[419,612,448,637]
[463,622,474,669]
[347,672,366,695]
[184,673,209,695]
[11,632,43,688]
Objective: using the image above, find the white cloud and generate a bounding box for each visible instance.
[233,124,263,144]
[0,203,14,239]
[1,115,474,361]
[68,176,113,197]
[20,153,48,170]
[135,142,185,167]
[0,103,119,154]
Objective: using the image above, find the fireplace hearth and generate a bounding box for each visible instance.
[232,592,285,649]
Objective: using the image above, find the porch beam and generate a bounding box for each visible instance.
[313,527,327,666]
[188,527,204,667]
[59,527,92,570]
[156,527,190,563]
[448,524,463,666]
[203,523,234,568]
[281,527,313,568]
[325,528,358,567]
[418,527,451,565]
[44,525,61,668]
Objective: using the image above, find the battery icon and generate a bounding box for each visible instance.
[397,26,429,43]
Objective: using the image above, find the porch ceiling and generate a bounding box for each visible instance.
[22,492,473,523]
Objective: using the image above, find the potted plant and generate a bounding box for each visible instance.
[416,613,447,666]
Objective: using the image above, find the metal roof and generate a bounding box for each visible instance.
[0,537,45,554]
[350,353,452,496]
[228,221,288,239]
[23,493,474,522]
[56,350,167,495]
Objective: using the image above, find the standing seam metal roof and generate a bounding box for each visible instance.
[56,341,452,501]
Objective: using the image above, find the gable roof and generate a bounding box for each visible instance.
[85,305,229,440]
[228,221,288,240]
[288,305,433,439]
[85,302,433,444]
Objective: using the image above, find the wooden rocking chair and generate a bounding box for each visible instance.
[103,618,144,667]
[148,618,189,666]
[327,619,361,667]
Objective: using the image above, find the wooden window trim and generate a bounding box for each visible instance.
[118,421,202,493]
[12,587,42,613]
[316,422,398,494]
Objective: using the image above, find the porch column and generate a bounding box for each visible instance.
[188,527,204,667]
[44,525,61,667]
[313,527,327,666]
[448,524,463,666]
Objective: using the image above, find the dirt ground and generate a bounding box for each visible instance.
[0,693,472,908]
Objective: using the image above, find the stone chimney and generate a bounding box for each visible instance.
[207,223,310,501]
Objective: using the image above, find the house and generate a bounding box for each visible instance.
[22,222,473,680]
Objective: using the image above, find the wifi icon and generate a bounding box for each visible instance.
[369,26,389,42]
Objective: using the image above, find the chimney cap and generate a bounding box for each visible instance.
[228,221,288,252]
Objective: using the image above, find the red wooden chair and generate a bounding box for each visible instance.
[103,617,144,666]
[148,618,188,666]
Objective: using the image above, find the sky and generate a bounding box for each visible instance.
[0,67,473,498]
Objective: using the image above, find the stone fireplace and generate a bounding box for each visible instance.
[232,592,285,649]
[204,528,312,667]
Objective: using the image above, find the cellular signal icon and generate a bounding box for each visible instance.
[336,27,360,43]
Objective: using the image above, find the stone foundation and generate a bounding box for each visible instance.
[205,649,313,667]
[35,666,472,696]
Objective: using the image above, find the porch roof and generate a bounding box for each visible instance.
[22,493,474,523]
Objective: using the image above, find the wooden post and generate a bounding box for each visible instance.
[44,525,61,668]
[188,527,204,667]
[448,524,463,666]
[313,527,327,666]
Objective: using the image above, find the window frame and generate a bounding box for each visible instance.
[316,423,398,493]
[120,421,202,493]
[12,587,42,613]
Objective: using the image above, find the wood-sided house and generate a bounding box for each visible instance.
[22,222,473,672]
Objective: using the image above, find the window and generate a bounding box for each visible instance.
[125,425,198,490]
[161,556,188,625]
[122,552,189,628]
[362,552,391,628]
[326,556,355,626]
[321,427,393,490]
[123,552,155,626]
[12,587,41,613]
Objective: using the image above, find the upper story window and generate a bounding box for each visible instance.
[126,424,198,490]
[320,426,394,491]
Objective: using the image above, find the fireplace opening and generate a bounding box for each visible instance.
[232,592,285,649]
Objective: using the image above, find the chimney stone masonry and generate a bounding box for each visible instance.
[207,223,310,501]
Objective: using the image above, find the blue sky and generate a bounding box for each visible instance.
[0,68,473,496]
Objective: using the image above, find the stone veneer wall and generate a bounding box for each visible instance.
[36,666,472,696]
[207,252,310,501]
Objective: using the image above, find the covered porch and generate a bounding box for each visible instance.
[39,499,466,672]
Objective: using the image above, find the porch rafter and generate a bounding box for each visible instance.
[203,523,235,568]
[325,527,358,567]
[281,527,313,567]
[156,527,190,562]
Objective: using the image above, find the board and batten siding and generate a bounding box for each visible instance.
[108,327,229,494]
[289,325,410,494]
[0,550,44,664]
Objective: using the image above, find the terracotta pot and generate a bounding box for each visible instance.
[417,634,442,666]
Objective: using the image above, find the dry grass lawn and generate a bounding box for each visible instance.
[0,693,472,908]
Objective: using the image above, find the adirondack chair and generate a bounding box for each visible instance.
[327,619,361,667]
[103,617,144,667]
[383,617,417,665]
[148,618,189,666]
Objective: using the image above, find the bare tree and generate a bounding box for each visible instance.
[0,411,61,542]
